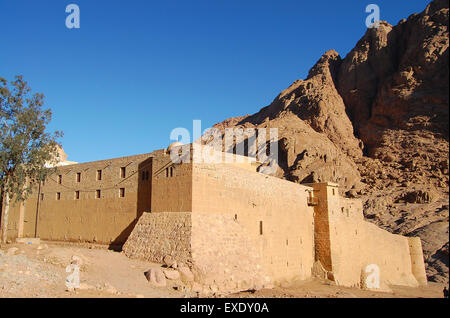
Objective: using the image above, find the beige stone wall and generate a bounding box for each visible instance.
[149,149,261,213]
[124,161,316,290]
[190,212,268,292]
[123,211,270,293]
[408,237,428,286]
[340,197,364,220]
[192,163,315,284]
[123,212,192,264]
[4,146,428,292]
[4,200,31,240]
[329,219,418,287]
[151,153,193,213]
[310,182,422,288]
[5,153,154,245]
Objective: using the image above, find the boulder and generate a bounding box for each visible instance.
[163,268,180,280]
[163,255,177,268]
[178,265,194,283]
[144,268,167,287]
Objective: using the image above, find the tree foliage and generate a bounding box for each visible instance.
[0,75,62,204]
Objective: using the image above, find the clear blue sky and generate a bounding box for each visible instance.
[0,0,429,163]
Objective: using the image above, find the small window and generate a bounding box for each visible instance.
[259,221,263,235]
[234,214,238,221]
[97,170,102,181]
[76,173,81,183]
[286,239,289,246]
[170,167,174,177]
[146,171,149,180]
[56,192,61,200]
[96,190,101,199]
[165,168,169,178]
[40,193,44,201]
[141,171,145,181]
[120,167,126,178]
[119,188,125,198]
[42,178,46,186]
[75,191,80,200]
[332,188,335,196]
[58,175,62,184]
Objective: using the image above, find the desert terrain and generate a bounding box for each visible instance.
[0,242,445,298]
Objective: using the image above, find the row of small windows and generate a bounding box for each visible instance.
[56,167,129,184]
[41,188,126,201]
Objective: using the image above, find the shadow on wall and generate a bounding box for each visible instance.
[109,219,139,251]
[109,157,153,251]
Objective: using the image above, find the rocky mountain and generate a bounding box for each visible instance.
[213,0,449,283]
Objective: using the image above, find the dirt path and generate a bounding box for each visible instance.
[0,242,446,298]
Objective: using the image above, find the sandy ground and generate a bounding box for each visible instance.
[0,242,446,298]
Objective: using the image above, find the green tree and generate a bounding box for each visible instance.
[0,76,62,243]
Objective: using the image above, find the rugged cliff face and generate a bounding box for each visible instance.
[213,0,449,283]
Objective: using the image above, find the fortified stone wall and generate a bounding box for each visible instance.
[192,163,316,284]
[339,197,364,220]
[5,198,34,241]
[151,151,193,213]
[190,212,268,292]
[123,211,269,294]
[123,212,192,265]
[149,149,261,214]
[310,182,424,288]
[124,160,316,291]
[4,153,154,246]
[407,237,428,286]
[4,146,428,293]
[329,218,418,288]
